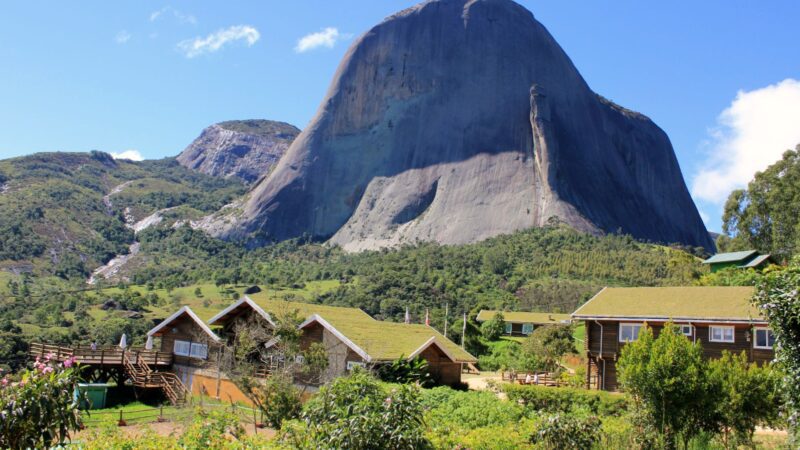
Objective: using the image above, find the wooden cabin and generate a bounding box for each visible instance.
[572,286,775,391]
[702,250,774,273]
[292,314,477,387]
[475,310,571,336]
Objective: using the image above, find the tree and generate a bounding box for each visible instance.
[481,312,505,341]
[521,325,576,373]
[754,258,800,440]
[722,145,800,260]
[285,370,431,449]
[0,355,84,449]
[617,323,710,449]
[217,303,326,429]
[707,351,783,447]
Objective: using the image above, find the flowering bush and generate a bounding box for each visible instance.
[0,354,83,449]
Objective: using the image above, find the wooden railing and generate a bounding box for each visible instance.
[501,371,570,387]
[122,353,189,405]
[28,342,172,367]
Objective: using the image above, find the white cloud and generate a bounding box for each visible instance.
[110,150,144,161]
[150,6,196,25]
[177,25,260,58]
[295,27,341,53]
[691,79,800,204]
[115,30,132,44]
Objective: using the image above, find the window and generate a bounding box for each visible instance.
[709,326,735,343]
[190,342,208,359]
[679,325,693,337]
[346,361,366,371]
[619,323,642,342]
[504,323,513,334]
[522,323,534,335]
[173,340,191,356]
[754,328,775,349]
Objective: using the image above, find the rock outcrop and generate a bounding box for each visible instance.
[177,120,299,183]
[202,0,714,252]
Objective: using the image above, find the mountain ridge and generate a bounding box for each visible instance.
[201,0,714,252]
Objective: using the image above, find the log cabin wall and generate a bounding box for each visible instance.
[158,314,219,370]
[418,345,462,387]
[584,320,775,391]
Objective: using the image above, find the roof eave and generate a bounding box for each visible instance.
[571,314,767,325]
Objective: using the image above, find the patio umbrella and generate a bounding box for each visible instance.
[145,335,153,350]
[118,333,127,349]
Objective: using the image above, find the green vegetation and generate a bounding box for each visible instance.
[284,370,430,449]
[720,144,800,261]
[618,323,783,448]
[754,257,800,441]
[0,151,245,276]
[0,355,83,449]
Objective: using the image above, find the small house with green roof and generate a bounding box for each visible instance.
[572,286,775,391]
[475,310,571,336]
[702,250,774,272]
[144,294,476,402]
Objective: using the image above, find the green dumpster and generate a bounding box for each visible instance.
[74,383,110,410]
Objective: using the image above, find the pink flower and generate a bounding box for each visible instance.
[42,366,54,375]
[1,377,8,387]
[63,357,76,368]
[45,353,54,361]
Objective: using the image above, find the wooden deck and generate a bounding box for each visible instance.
[29,342,173,368]
[29,342,188,405]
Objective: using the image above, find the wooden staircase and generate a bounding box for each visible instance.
[123,354,189,405]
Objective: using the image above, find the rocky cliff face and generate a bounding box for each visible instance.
[201,0,714,252]
[177,120,299,183]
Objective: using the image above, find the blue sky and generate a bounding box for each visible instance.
[1,1,798,232]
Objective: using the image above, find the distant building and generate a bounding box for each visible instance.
[475,310,571,337]
[702,250,774,273]
[572,286,774,391]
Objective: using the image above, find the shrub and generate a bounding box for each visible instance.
[0,355,83,449]
[617,323,711,448]
[481,312,506,341]
[422,386,525,429]
[502,384,628,417]
[530,413,602,450]
[285,371,430,449]
[375,356,432,386]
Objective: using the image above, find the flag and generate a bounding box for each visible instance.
[404,307,410,324]
[425,309,430,326]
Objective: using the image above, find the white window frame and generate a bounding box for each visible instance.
[189,342,208,360]
[346,361,366,371]
[173,339,191,357]
[679,325,693,337]
[753,327,775,350]
[522,323,534,335]
[709,326,735,343]
[619,323,642,342]
[504,323,513,334]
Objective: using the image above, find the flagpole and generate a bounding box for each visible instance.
[444,303,448,337]
[461,312,466,349]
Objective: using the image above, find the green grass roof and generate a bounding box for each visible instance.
[571,286,764,322]
[702,250,758,264]
[476,310,571,324]
[246,293,373,323]
[245,294,476,362]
